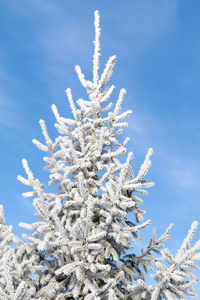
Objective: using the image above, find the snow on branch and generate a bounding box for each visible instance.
[0,251,36,300]
[129,222,200,299]
[66,88,77,120]
[93,10,101,87]
[98,55,116,90]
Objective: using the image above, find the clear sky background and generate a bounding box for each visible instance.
[1,0,200,295]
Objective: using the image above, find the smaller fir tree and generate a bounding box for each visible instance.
[0,10,200,300]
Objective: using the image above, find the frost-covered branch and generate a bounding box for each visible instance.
[129,222,200,299]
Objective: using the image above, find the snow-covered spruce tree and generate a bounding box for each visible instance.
[1,10,200,300]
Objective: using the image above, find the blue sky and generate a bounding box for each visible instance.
[1,0,200,294]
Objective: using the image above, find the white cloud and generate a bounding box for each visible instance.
[3,1,95,96]
[101,0,178,58]
[170,159,200,192]
[111,0,177,35]
[0,93,19,128]
[0,72,32,145]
